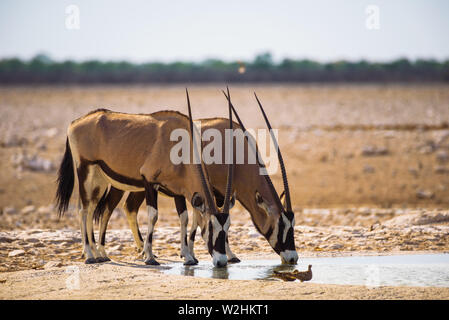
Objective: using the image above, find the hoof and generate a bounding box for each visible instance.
[228,257,241,264]
[144,258,160,266]
[193,257,199,264]
[183,259,198,266]
[85,258,97,264]
[96,257,110,263]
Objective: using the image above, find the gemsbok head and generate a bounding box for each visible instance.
[185,89,235,267]
[223,89,298,264]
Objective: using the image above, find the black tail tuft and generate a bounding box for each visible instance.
[94,189,109,224]
[55,138,75,217]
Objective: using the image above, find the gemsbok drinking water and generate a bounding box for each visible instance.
[55,89,234,267]
[93,89,299,265]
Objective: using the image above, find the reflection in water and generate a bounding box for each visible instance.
[164,254,449,287]
[212,266,230,279]
[182,266,195,277]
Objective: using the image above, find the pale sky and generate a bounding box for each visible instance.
[0,0,448,62]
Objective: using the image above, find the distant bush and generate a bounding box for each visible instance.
[0,52,448,84]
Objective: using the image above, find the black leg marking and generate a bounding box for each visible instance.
[190,229,197,242]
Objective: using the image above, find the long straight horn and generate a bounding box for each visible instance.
[222,89,284,211]
[186,88,217,214]
[223,87,234,213]
[254,92,292,212]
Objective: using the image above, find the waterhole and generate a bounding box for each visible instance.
[162,254,449,287]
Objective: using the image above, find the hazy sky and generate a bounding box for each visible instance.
[0,0,448,62]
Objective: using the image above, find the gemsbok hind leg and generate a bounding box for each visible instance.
[174,196,197,265]
[142,181,159,265]
[78,163,108,264]
[97,186,124,261]
[123,192,145,255]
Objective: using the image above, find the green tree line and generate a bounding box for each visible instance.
[0,53,448,84]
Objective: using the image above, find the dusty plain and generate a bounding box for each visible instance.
[1,84,449,299]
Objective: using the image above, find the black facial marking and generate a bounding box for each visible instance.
[213,189,225,208]
[215,213,229,226]
[274,217,285,254]
[284,226,296,251]
[213,230,226,254]
[284,210,294,221]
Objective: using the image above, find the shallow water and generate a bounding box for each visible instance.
[162,254,449,287]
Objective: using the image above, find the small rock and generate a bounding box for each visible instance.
[363,165,375,174]
[434,166,449,174]
[416,190,434,200]
[248,231,260,238]
[43,261,62,269]
[408,167,419,177]
[8,249,25,257]
[1,134,27,147]
[21,205,36,215]
[44,128,58,138]
[436,150,449,163]
[361,145,389,157]
[2,207,17,215]
[330,244,344,250]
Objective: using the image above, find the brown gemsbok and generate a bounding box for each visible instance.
[94,89,299,265]
[55,89,234,267]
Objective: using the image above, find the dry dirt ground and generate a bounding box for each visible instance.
[1,84,449,299]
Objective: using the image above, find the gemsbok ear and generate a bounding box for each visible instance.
[192,192,206,213]
[255,191,271,217]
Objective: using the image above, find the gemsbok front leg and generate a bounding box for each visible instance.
[142,180,159,265]
[188,208,200,263]
[174,195,197,265]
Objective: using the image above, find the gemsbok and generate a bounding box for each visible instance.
[55,89,234,267]
[94,89,299,265]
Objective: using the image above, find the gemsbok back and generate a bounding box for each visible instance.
[55,89,234,267]
[94,89,299,265]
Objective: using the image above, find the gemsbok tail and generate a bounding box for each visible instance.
[55,138,75,217]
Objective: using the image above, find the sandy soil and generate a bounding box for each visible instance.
[2,255,449,300]
[1,84,449,300]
